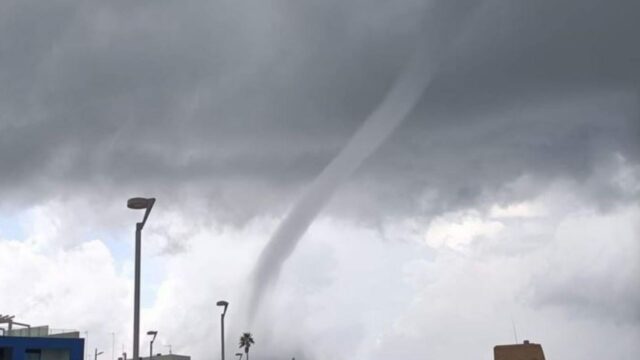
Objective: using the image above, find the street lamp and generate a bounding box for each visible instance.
[111,332,116,360]
[216,300,229,360]
[127,197,156,360]
[95,349,104,360]
[147,331,158,359]
[235,353,242,360]
[84,331,89,360]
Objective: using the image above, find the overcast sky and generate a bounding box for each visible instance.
[0,1,639,359]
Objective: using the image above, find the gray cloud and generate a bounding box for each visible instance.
[526,205,640,325]
[0,0,640,348]
[1,1,638,221]
[1,3,639,357]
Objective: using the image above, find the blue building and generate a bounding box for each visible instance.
[0,326,83,360]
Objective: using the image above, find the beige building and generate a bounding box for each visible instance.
[494,340,545,360]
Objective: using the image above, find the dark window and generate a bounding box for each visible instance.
[26,349,41,360]
[0,347,13,360]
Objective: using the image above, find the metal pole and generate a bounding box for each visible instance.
[220,313,225,360]
[85,331,89,360]
[133,223,142,360]
[149,338,153,358]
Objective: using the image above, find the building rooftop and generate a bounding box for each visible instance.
[1,315,79,339]
[138,355,190,360]
[494,340,546,360]
[1,326,79,339]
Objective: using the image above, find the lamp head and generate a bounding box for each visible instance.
[216,300,229,314]
[127,197,155,210]
[147,330,158,342]
[127,197,156,227]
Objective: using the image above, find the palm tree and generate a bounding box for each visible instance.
[238,333,254,360]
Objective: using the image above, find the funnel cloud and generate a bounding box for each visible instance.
[248,0,485,320]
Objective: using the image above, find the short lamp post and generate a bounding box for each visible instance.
[95,349,104,360]
[216,301,229,360]
[127,197,156,360]
[235,353,242,360]
[147,331,158,359]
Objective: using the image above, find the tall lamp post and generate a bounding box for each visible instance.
[147,331,158,358]
[95,349,104,360]
[216,301,229,360]
[111,332,116,360]
[127,197,156,360]
[235,353,242,360]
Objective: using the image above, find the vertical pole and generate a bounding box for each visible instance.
[85,332,89,360]
[133,224,142,360]
[220,314,225,360]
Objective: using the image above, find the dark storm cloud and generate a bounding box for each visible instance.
[0,0,638,218]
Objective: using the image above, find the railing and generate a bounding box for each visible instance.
[0,326,79,338]
[47,328,80,337]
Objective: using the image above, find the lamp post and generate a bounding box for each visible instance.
[235,353,242,360]
[216,301,229,360]
[111,332,116,360]
[84,331,89,360]
[127,197,156,360]
[147,331,158,359]
[95,349,104,360]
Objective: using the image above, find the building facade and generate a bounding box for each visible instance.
[494,340,546,360]
[0,326,83,360]
[139,355,190,360]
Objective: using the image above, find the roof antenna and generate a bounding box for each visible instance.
[511,318,519,344]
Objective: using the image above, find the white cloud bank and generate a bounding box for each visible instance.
[2,169,637,360]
